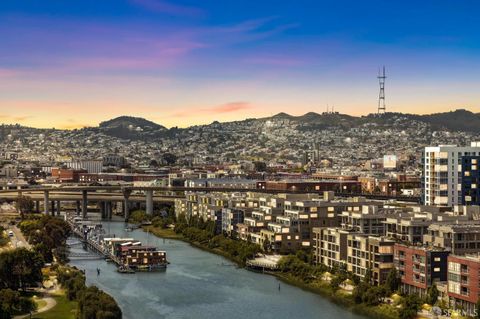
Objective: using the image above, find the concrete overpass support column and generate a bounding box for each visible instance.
[50,201,55,216]
[43,191,49,215]
[82,190,88,219]
[56,200,61,216]
[122,188,132,222]
[35,201,40,213]
[146,190,153,215]
[124,199,130,221]
[106,201,112,220]
[100,202,106,219]
[76,201,81,216]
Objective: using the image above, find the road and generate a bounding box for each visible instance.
[8,225,30,249]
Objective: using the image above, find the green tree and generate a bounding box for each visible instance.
[162,153,177,166]
[253,161,267,172]
[399,294,421,319]
[363,286,386,306]
[427,284,439,305]
[0,248,44,291]
[363,268,372,285]
[330,272,347,291]
[385,268,400,294]
[77,286,122,319]
[19,215,71,263]
[15,196,34,218]
[128,210,147,224]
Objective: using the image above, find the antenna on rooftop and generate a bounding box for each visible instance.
[377,66,386,114]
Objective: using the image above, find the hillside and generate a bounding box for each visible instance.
[99,116,165,130]
[98,116,166,140]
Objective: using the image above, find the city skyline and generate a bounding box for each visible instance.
[1,0,480,129]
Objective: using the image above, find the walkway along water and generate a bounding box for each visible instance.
[69,221,367,319]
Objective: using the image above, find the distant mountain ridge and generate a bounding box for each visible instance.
[258,109,480,132]
[1,109,479,139]
[88,108,480,141]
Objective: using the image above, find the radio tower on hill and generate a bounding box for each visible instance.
[377,66,386,114]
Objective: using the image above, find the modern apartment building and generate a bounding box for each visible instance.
[221,208,245,235]
[424,223,480,255]
[423,143,480,206]
[346,234,395,285]
[313,227,353,268]
[461,156,480,205]
[394,243,449,296]
[384,212,431,244]
[341,205,387,235]
[447,254,480,315]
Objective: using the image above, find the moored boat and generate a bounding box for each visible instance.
[117,265,135,274]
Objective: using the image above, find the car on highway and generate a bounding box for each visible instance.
[8,231,14,237]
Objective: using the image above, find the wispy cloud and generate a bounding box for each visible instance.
[0,115,33,122]
[172,101,252,117]
[0,68,21,78]
[0,15,299,76]
[129,0,204,17]
[209,101,252,113]
[243,55,306,66]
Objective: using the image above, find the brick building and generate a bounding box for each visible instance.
[394,243,449,296]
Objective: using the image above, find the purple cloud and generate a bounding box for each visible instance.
[172,102,252,117]
[129,0,204,17]
[243,55,306,67]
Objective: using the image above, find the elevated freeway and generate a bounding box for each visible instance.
[0,185,420,220]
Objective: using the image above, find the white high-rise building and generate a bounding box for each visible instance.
[423,142,480,206]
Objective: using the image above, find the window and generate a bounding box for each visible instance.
[434,257,441,262]
[449,262,460,272]
[449,282,460,294]
[434,267,440,272]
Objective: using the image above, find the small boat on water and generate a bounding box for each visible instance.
[117,266,135,274]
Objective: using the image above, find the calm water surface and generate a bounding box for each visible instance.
[69,222,366,319]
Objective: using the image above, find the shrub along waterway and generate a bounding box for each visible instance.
[69,221,366,319]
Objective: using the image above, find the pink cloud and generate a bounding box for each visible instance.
[129,0,204,17]
[172,101,252,117]
[210,102,252,113]
[0,68,21,78]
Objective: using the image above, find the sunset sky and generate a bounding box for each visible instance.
[1,0,480,129]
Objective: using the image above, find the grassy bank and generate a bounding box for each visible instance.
[274,273,398,319]
[143,226,184,240]
[32,290,77,319]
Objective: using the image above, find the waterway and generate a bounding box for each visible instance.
[69,221,366,319]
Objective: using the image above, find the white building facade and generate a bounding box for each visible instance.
[423,143,480,206]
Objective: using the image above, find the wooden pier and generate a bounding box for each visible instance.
[68,220,122,265]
